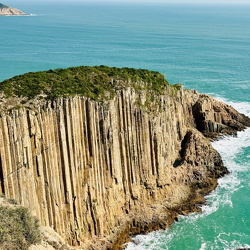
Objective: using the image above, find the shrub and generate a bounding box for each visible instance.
[173,83,182,90]
[0,205,41,250]
[0,66,171,101]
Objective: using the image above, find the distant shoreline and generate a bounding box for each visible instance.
[0,14,30,16]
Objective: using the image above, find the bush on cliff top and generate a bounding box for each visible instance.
[0,65,170,101]
[0,200,41,250]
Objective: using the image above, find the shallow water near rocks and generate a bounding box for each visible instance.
[1,2,250,249]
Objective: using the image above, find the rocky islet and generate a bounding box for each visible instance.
[0,3,28,16]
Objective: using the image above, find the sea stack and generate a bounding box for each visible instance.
[0,3,28,16]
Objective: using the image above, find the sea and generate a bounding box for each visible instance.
[1,2,250,250]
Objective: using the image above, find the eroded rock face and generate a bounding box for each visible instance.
[192,95,250,138]
[0,88,249,249]
[29,226,72,250]
[0,3,28,16]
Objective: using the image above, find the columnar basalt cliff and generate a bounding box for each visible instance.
[0,66,249,249]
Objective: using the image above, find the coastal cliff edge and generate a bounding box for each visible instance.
[0,66,249,249]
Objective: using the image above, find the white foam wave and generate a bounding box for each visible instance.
[199,243,207,250]
[194,232,250,250]
[215,232,250,250]
[212,128,250,170]
[125,230,172,250]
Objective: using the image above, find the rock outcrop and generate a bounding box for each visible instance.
[29,226,72,250]
[0,68,249,249]
[0,3,28,16]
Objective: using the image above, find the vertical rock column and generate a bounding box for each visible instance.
[0,88,234,247]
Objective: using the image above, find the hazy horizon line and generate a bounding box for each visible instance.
[4,0,250,4]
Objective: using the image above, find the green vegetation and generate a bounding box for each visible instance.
[0,200,41,250]
[172,83,182,90]
[0,3,8,8]
[0,65,171,101]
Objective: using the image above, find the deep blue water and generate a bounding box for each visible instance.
[1,2,250,249]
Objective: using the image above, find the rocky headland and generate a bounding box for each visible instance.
[0,66,249,249]
[0,3,28,16]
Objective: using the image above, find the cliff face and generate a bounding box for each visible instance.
[0,85,249,249]
[0,3,27,16]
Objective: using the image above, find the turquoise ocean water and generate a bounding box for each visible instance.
[1,2,250,249]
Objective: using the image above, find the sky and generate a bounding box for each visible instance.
[0,0,250,7]
[3,0,250,4]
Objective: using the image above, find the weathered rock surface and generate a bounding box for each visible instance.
[192,95,250,138]
[0,3,28,16]
[0,86,249,249]
[29,226,72,250]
